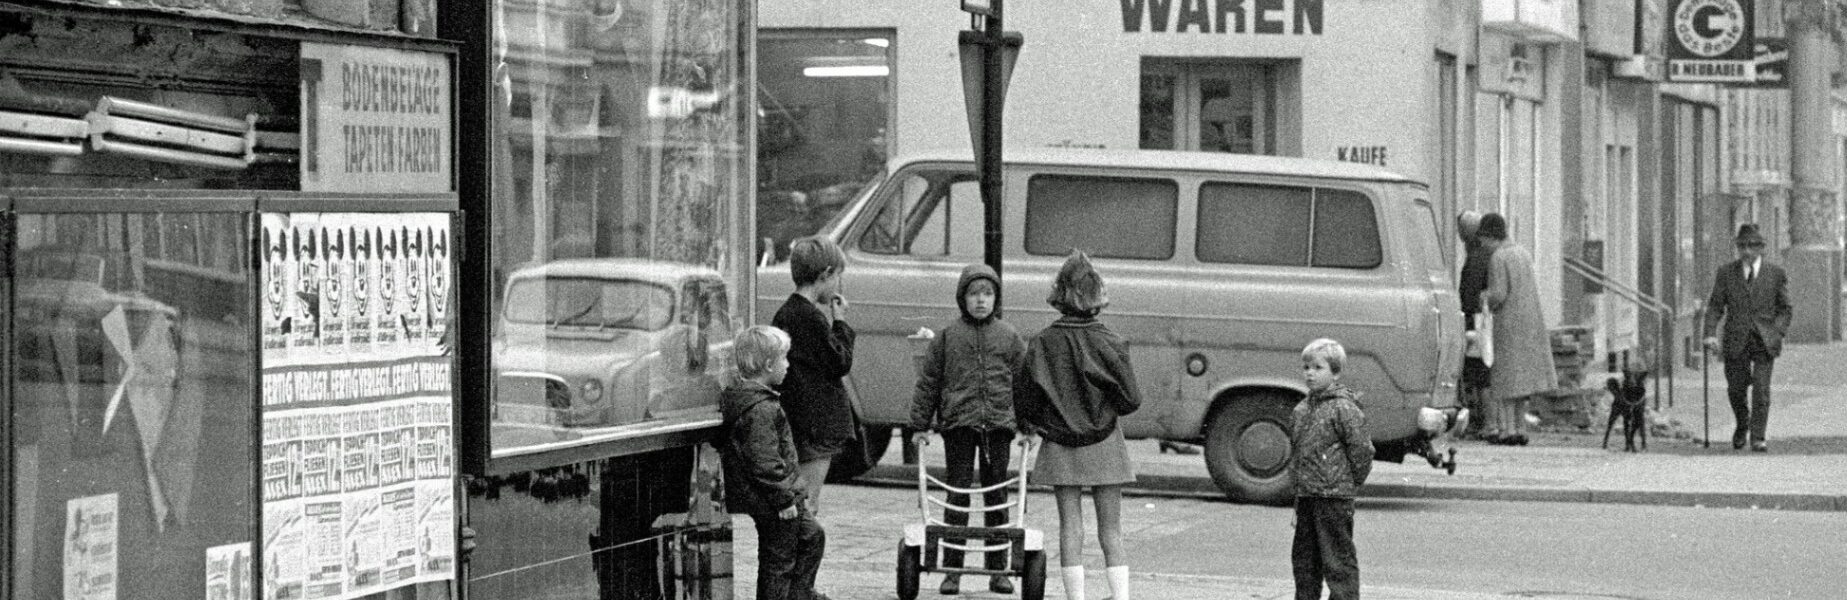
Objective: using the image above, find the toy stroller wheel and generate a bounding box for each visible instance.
[897,542,922,600]
[1020,550,1046,600]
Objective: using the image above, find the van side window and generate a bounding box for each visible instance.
[1196,183,1382,269]
[1311,189,1382,268]
[858,169,983,258]
[1024,175,1177,259]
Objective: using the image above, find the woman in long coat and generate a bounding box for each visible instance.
[1479,213,1555,445]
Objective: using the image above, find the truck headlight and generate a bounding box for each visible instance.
[581,380,604,404]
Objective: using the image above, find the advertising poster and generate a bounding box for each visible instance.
[204,543,253,600]
[63,494,119,600]
[260,212,455,600]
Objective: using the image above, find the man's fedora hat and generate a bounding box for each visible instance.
[1734,223,1766,247]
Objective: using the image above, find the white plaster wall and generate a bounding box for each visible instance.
[759,0,1440,182]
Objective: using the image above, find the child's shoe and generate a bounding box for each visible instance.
[989,574,1014,594]
[938,574,960,595]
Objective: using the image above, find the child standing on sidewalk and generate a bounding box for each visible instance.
[1289,338,1375,600]
[772,236,857,515]
[720,326,833,600]
[910,264,1028,595]
[1013,251,1142,600]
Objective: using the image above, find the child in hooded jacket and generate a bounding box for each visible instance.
[720,326,832,600]
[1013,251,1141,600]
[1289,338,1374,600]
[910,264,1028,595]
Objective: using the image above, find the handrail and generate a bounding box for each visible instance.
[1562,256,1671,315]
[1559,255,1676,410]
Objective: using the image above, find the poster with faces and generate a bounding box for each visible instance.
[262,224,293,359]
[426,226,449,346]
[289,223,322,356]
[319,227,349,355]
[348,227,375,349]
[375,227,401,353]
[402,227,427,348]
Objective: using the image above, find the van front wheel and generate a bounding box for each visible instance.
[1204,393,1297,505]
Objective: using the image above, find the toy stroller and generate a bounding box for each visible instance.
[897,434,1047,600]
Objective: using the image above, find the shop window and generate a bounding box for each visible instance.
[1197,183,1382,268]
[858,168,982,258]
[8,212,256,600]
[757,30,895,262]
[1024,174,1177,260]
[487,0,750,454]
[1140,60,1289,155]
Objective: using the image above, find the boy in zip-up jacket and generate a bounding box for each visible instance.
[721,326,832,600]
[910,264,1027,595]
[1289,338,1375,600]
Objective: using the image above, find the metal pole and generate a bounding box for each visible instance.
[980,0,1005,278]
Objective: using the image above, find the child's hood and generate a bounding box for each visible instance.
[1309,383,1361,406]
[720,382,778,424]
[956,263,1002,323]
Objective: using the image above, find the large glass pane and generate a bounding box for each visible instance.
[757,32,893,261]
[488,0,748,453]
[10,212,255,600]
[1024,175,1177,260]
[1197,182,1311,266]
[1311,189,1383,269]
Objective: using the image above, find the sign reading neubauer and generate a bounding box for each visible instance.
[301,43,453,193]
[1665,0,1754,83]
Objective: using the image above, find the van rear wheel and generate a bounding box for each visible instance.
[1204,392,1297,505]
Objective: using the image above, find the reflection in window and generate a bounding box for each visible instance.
[756,31,893,262]
[1025,175,1178,260]
[10,212,254,600]
[504,278,674,331]
[488,0,748,453]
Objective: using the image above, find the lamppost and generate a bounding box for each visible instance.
[958,0,1022,278]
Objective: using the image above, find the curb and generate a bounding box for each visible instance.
[854,464,1847,512]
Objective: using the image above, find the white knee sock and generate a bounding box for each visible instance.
[1106,565,1130,600]
[1061,566,1086,600]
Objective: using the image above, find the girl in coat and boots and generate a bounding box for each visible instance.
[1013,251,1142,600]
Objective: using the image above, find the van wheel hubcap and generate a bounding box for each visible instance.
[1236,421,1290,474]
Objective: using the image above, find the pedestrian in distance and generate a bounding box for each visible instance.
[1289,338,1375,600]
[1702,224,1791,452]
[1455,210,1494,440]
[910,263,1028,595]
[1478,213,1554,446]
[1012,251,1142,600]
[772,236,858,515]
[719,326,833,600]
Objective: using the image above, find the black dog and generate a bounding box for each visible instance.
[1602,372,1648,452]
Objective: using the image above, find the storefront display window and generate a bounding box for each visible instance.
[757,31,893,262]
[8,211,255,600]
[487,0,751,455]
[1140,60,1283,155]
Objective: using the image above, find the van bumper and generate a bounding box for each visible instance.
[1417,406,1469,436]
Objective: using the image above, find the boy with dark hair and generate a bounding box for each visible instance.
[1290,338,1374,600]
[721,325,832,600]
[910,264,1028,595]
[772,235,857,514]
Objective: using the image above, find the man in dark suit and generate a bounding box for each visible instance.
[1703,224,1793,452]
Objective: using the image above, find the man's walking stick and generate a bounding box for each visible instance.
[1701,310,1711,449]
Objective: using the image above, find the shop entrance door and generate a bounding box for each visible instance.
[1140,62,1274,154]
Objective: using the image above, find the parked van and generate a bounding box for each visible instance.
[757,148,1466,504]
